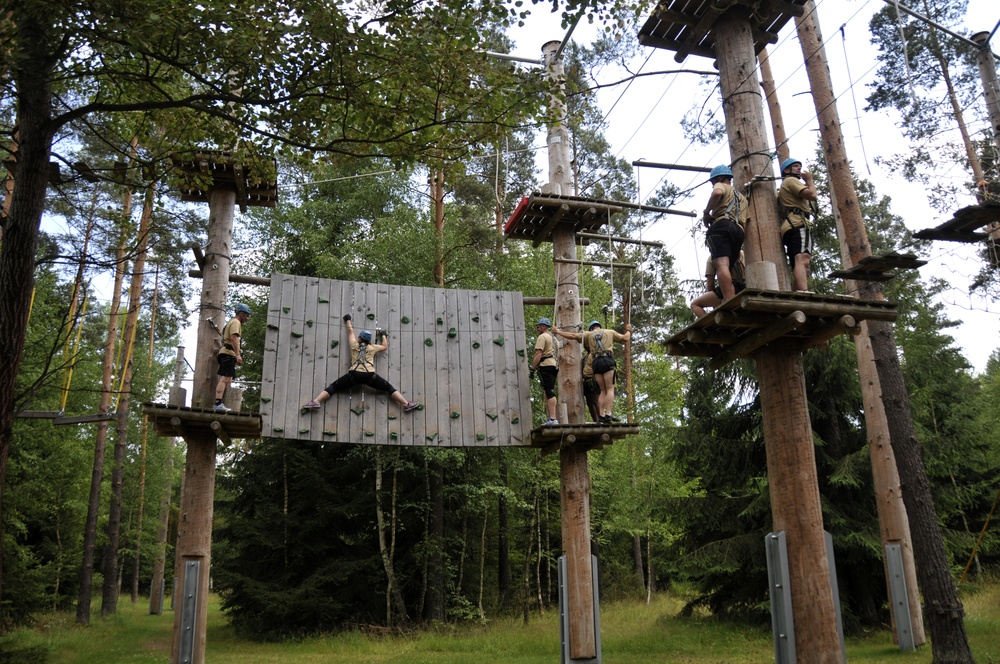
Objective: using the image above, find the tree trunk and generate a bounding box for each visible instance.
[0,11,57,606]
[101,177,153,617]
[375,447,407,624]
[497,459,511,609]
[866,316,974,663]
[424,459,445,622]
[149,444,173,615]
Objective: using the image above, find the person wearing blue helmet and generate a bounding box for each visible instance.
[530,317,559,426]
[777,157,818,290]
[701,164,747,303]
[214,303,252,411]
[555,319,632,424]
[302,313,418,413]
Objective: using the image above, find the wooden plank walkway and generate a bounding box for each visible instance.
[259,275,533,447]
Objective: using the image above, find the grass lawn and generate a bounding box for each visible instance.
[2,582,998,663]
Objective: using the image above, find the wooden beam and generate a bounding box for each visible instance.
[210,420,233,447]
[576,232,664,247]
[532,203,569,248]
[15,410,62,419]
[188,270,271,286]
[53,412,117,425]
[738,295,898,321]
[800,315,860,350]
[191,244,206,269]
[714,310,774,328]
[709,310,807,370]
[686,328,740,345]
[554,258,637,269]
[522,297,591,306]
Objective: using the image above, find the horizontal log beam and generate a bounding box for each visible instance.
[710,310,807,370]
[189,270,271,286]
[738,295,898,322]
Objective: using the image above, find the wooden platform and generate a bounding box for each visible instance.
[638,0,808,63]
[666,289,897,369]
[171,150,278,212]
[827,251,927,283]
[503,193,623,247]
[530,422,641,454]
[142,403,263,443]
[914,202,1000,243]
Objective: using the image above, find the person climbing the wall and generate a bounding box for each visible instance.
[529,317,560,426]
[214,302,251,412]
[702,164,748,303]
[777,157,818,291]
[302,314,419,413]
[691,250,747,318]
[555,320,631,424]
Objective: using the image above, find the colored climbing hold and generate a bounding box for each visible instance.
[364,431,374,437]
[306,320,313,327]
[318,296,329,303]
[476,433,485,441]
[426,433,437,442]
[436,317,443,325]
[331,340,339,348]
[267,323,279,330]
[472,342,481,349]
[450,411,460,419]
[401,316,410,324]
[367,313,375,320]
[282,306,290,314]
[351,407,365,416]
[424,338,433,346]
[510,417,519,424]
[261,397,272,403]
[298,428,309,434]
[390,432,398,440]
[323,430,336,436]
[447,327,457,338]
[516,349,525,357]
[472,316,480,322]
[486,413,498,421]
[493,336,504,346]
[291,331,304,338]
[388,414,397,420]
[273,427,284,432]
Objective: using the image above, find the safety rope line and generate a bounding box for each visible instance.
[60,292,89,412]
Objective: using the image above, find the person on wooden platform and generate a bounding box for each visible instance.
[777,157,818,291]
[529,317,560,426]
[302,314,418,413]
[214,302,251,412]
[582,352,601,423]
[555,320,632,424]
[702,164,747,304]
[691,251,746,318]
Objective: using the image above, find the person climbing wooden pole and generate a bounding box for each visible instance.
[714,8,843,662]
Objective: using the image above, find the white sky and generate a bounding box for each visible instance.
[506,0,1000,374]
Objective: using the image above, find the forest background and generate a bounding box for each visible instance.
[2,0,1000,654]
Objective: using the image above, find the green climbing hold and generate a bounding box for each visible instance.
[426,433,437,442]
[318,296,329,303]
[390,432,398,440]
[291,331,304,338]
[516,349,525,357]
[298,428,309,434]
[261,397,271,403]
[448,327,457,338]
[267,323,279,330]
[472,316,480,322]
[401,316,410,324]
[306,320,313,327]
[367,313,375,320]
[476,433,485,441]
[450,411,460,419]
[273,427,284,433]
[424,338,433,347]
[486,413,498,421]
[323,430,336,436]
[473,342,481,349]
[351,407,365,416]
[388,414,397,420]
[510,417,519,424]
[436,317,443,325]
[493,336,504,346]
[331,340,339,348]
[364,431,374,437]
[282,306,290,314]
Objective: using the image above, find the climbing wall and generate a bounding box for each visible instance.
[260,275,534,446]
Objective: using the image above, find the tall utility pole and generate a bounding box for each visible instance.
[714,9,843,662]
[543,40,596,661]
[794,3,924,647]
[171,176,236,664]
[971,30,1000,264]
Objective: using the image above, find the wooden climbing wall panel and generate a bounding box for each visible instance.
[260,274,533,446]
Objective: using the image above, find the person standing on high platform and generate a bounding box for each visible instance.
[702,165,747,302]
[530,317,560,426]
[214,303,251,412]
[777,157,818,291]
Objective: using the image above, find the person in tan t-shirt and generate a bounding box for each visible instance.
[214,303,251,412]
[530,317,559,426]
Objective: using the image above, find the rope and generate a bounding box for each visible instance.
[60,293,89,412]
[891,0,920,107]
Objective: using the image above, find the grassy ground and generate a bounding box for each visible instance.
[2,582,998,663]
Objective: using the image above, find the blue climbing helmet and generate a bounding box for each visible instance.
[588,320,601,330]
[234,303,251,316]
[537,317,551,327]
[358,330,373,343]
[709,164,732,181]
[780,157,802,175]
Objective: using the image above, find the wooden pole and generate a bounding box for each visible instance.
[544,39,596,661]
[971,31,1000,264]
[758,46,789,165]
[714,9,843,662]
[171,184,234,664]
[794,3,924,646]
